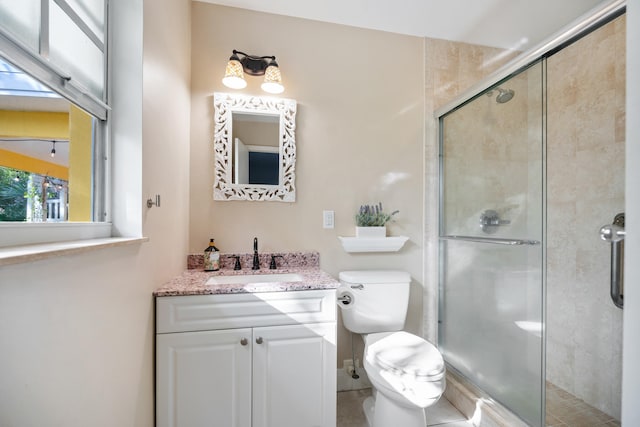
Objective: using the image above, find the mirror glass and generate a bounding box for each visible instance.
[213,93,296,202]
[231,111,279,185]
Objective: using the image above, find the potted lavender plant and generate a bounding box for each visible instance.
[355,202,399,238]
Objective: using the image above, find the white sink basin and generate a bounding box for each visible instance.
[206,273,304,286]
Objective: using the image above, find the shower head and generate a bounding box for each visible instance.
[488,87,515,104]
[495,88,515,103]
[486,87,515,103]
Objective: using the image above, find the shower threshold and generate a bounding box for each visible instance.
[443,365,530,426]
[442,366,621,427]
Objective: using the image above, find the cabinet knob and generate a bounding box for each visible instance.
[256,337,264,344]
[240,338,248,346]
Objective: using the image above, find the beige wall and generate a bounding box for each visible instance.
[0,0,191,426]
[547,15,625,419]
[189,3,425,365]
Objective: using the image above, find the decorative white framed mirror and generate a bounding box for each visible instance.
[213,92,297,202]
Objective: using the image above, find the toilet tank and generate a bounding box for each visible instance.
[338,270,411,334]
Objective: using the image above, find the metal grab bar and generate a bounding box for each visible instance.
[440,235,540,246]
[599,213,625,309]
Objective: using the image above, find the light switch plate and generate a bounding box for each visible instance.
[323,210,335,229]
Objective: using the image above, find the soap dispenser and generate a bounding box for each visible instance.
[204,238,220,271]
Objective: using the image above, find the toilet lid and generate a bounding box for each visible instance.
[366,331,445,381]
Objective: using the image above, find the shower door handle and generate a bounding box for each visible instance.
[599,213,624,309]
[440,235,540,246]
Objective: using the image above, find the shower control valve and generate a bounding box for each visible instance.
[480,209,511,234]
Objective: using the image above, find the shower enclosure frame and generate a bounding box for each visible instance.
[434,0,626,425]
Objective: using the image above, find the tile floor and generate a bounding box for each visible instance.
[545,382,620,427]
[337,384,622,427]
[337,389,468,427]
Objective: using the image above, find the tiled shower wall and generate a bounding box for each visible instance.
[546,15,626,419]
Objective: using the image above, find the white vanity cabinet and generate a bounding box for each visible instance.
[156,289,337,427]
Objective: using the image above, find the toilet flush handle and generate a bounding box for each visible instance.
[337,295,352,305]
[350,284,364,290]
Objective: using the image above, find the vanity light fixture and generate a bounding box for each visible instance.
[222,49,284,94]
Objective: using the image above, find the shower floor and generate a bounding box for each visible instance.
[546,382,620,427]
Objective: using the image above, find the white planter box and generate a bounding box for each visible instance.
[355,226,386,238]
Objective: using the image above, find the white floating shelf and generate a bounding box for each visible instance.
[338,236,409,253]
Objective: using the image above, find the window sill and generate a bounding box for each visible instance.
[0,237,149,267]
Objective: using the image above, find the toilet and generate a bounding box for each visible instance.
[337,270,445,427]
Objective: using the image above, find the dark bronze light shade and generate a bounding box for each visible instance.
[222,50,284,93]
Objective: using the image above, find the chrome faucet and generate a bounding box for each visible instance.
[252,237,260,270]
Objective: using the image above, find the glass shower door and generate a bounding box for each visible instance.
[438,60,545,426]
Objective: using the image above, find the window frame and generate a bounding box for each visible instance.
[0,0,111,248]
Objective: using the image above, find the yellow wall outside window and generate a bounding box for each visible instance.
[0,148,69,180]
[0,106,93,221]
[0,110,69,140]
[67,105,93,221]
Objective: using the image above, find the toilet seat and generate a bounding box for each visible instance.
[365,331,445,382]
[364,331,446,410]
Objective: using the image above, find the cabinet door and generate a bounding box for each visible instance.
[252,323,337,427]
[157,328,252,427]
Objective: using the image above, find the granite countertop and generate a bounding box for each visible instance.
[154,251,338,297]
[153,267,340,297]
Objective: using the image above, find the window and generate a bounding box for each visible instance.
[0,0,109,247]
